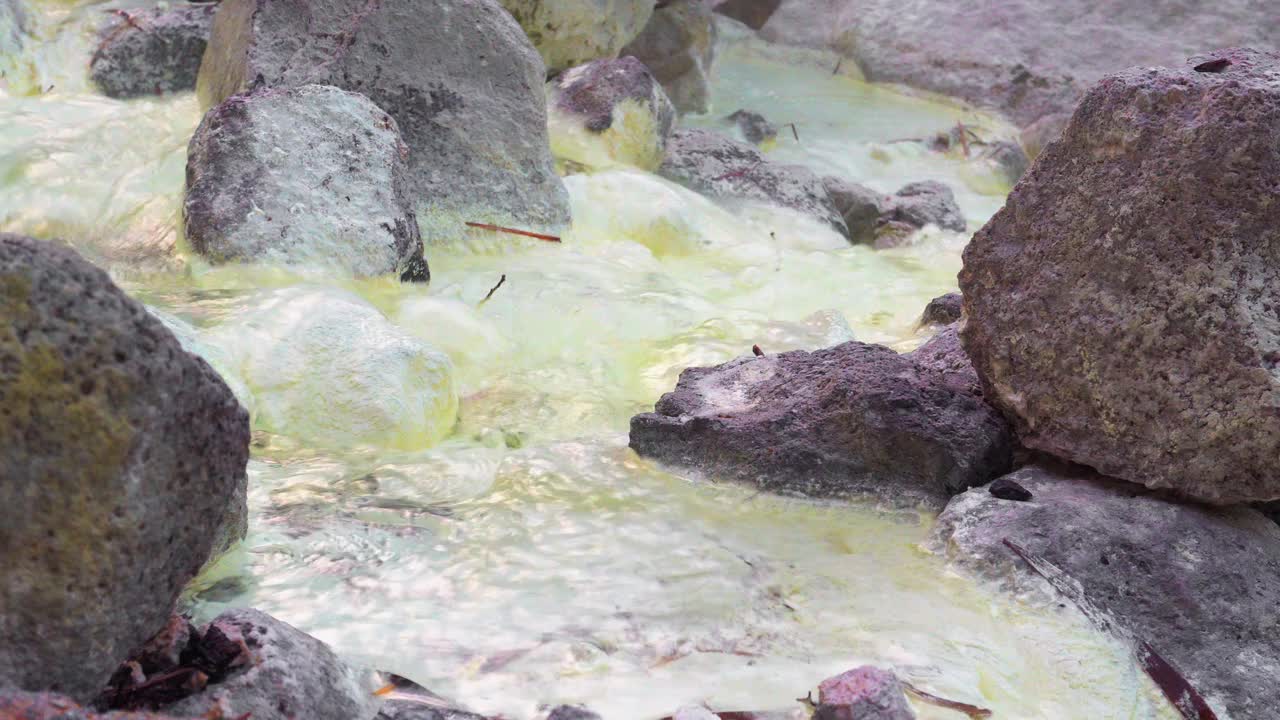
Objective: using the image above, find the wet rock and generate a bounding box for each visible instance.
[198,0,569,241]
[185,84,426,280]
[727,109,778,146]
[817,666,915,720]
[987,476,1031,502]
[90,5,215,99]
[0,234,249,701]
[930,463,1280,719]
[713,0,782,30]
[822,177,964,245]
[761,0,1279,126]
[981,140,1030,186]
[207,286,457,451]
[630,329,1013,508]
[888,181,965,233]
[162,608,379,720]
[919,292,962,327]
[502,0,655,74]
[659,129,847,237]
[621,0,717,114]
[548,56,676,171]
[546,706,602,720]
[960,48,1280,505]
[821,176,889,243]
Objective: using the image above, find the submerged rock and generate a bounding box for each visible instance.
[209,287,457,451]
[726,109,778,146]
[621,0,717,114]
[760,0,1280,126]
[548,56,676,171]
[960,48,1280,504]
[919,292,963,327]
[713,0,782,30]
[0,234,249,701]
[198,0,570,240]
[185,84,427,280]
[822,177,965,245]
[931,463,1280,719]
[501,0,655,74]
[630,327,1013,507]
[90,4,216,99]
[163,609,380,720]
[660,129,847,237]
[817,666,915,720]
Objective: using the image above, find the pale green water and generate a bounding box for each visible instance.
[1,3,1178,718]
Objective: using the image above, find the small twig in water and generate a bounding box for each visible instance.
[752,344,764,357]
[903,682,993,718]
[465,222,561,243]
[478,274,507,306]
[787,123,800,142]
[956,122,971,158]
[832,59,842,76]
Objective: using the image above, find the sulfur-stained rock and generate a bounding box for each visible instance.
[501,0,655,74]
[0,234,249,701]
[960,48,1280,504]
[621,0,717,114]
[548,56,676,171]
[185,84,427,280]
[198,0,569,241]
[90,4,216,98]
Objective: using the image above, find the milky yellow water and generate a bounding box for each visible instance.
[1,3,1179,718]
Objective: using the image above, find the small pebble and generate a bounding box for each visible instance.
[989,477,1033,502]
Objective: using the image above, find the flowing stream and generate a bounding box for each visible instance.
[2,3,1180,718]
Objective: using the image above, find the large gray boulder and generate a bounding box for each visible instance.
[185,84,427,280]
[629,327,1013,508]
[960,48,1280,505]
[198,0,570,241]
[548,56,676,171]
[659,129,847,237]
[501,0,655,74]
[620,0,717,114]
[0,234,249,701]
[164,609,380,720]
[761,0,1277,126]
[90,4,216,99]
[930,463,1280,719]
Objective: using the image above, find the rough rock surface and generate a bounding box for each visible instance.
[960,48,1280,505]
[1,0,26,59]
[0,234,249,701]
[817,666,915,720]
[548,57,676,171]
[546,706,602,720]
[208,286,457,451]
[0,691,186,719]
[919,292,962,327]
[164,609,379,720]
[761,0,1278,126]
[501,0,655,74]
[90,4,215,99]
[630,328,1012,507]
[198,0,570,240]
[822,176,964,245]
[660,129,847,237]
[620,0,717,114]
[185,84,426,280]
[713,0,782,30]
[931,463,1280,719]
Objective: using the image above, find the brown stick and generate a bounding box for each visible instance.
[956,122,970,158]
[787,123,800,142]
[903,682,992,718]
[479,274,507,305]
[465,222,561,243]
[714,161,763,182]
